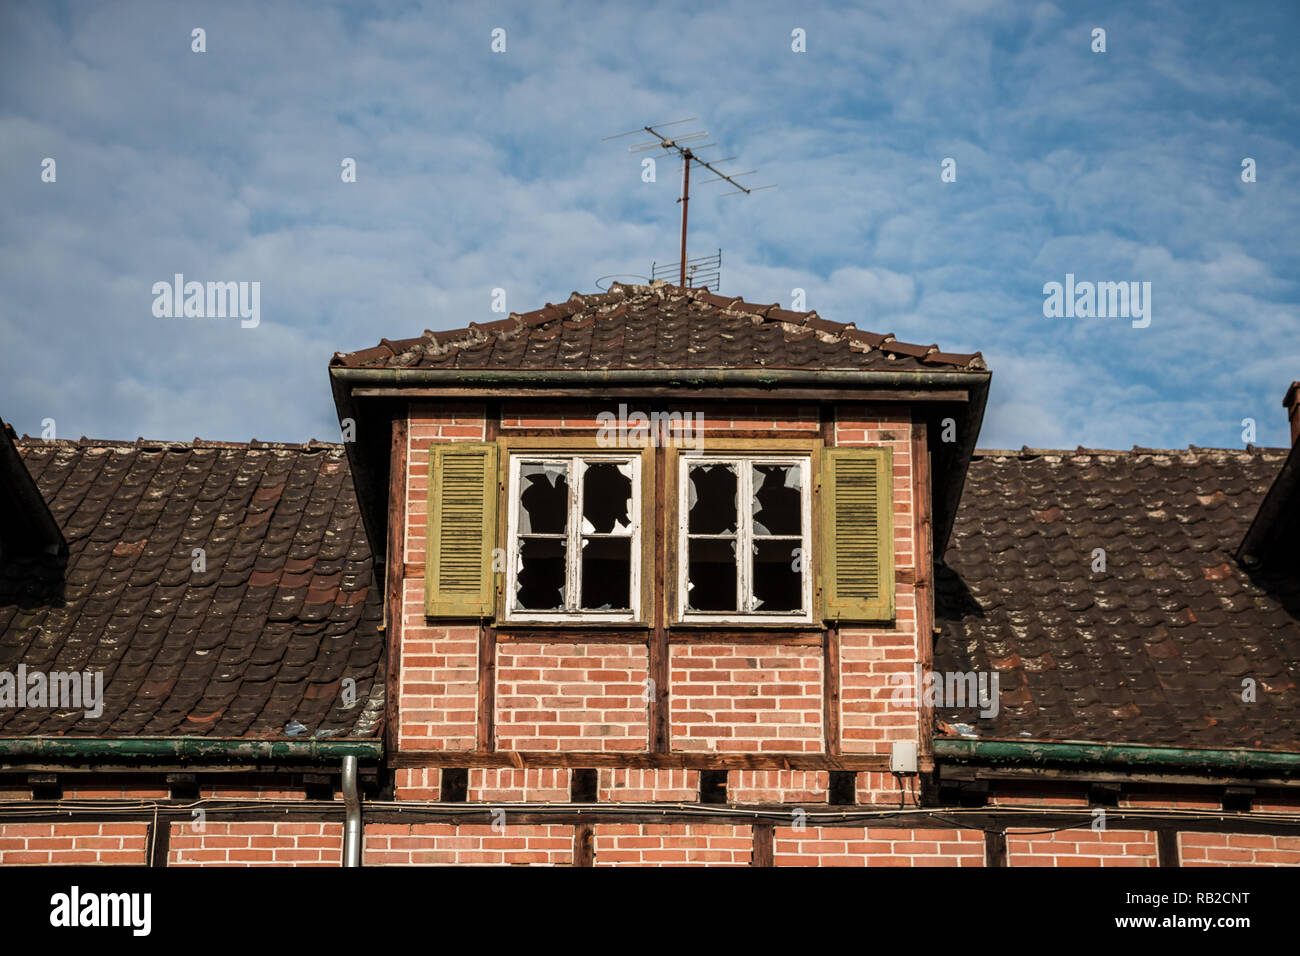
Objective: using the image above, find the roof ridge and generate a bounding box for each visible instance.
[973,444,1288,459]
[331,284,987,372]
[15,437,345,452]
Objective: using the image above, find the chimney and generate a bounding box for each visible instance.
[1286,382,1300,446]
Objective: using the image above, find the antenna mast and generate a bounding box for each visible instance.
[604,118,775,289]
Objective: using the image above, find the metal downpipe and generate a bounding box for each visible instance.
[341,755,362,867]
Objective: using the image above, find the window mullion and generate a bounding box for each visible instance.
[568,458,582,612]
[739,460,752,613]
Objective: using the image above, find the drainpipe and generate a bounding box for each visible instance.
[341,755,362,867]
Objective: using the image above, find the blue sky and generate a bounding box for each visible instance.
[2,0,1298,449]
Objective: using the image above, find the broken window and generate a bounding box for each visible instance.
[681,457,809,619]
[509,456,640,619]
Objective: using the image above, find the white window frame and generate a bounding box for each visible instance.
[677,454,813,624]
[504,453,642,623]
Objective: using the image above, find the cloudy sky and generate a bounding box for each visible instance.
[2,0,1297,449]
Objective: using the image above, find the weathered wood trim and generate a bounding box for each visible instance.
[148,816,171,868]
[650,441,670,753]
[912,416,935,764]
[752,823,774,866]
[385,413,409,757]
[574,822,594,867]
[984,829,1006,867]
[476,626,496,752]
[1157,829,1180,867]
[826,625,841,756]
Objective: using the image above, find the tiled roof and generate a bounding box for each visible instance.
[935,446,1300,752]
[331,283,986,373]
[0,438,383,740]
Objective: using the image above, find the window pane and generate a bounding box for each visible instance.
[519,463,568,534]
[582,461,633,534]
[516,537,566,609]
[687,538,737,611]
[688,464,737,534]
[580,537,631,610]
[752,464,802,536]
[753,540,802,612]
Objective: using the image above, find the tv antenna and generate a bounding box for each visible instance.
[604,117,775,288]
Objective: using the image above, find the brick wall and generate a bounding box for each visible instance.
[834,410,921,756]
[1006,829,1158,867]
[365,824,573,865]
[398,613,478,751]
[856,771,912,806]
[729,770,828,804]
[0,823,148,865]
[168,822,342,866]
[1179,833,1300,866]
[774,826,984,866]
[394,768,441,801]
[593,824,752,865]
[599,769,699,802]
[495,642,648,751]
[468,768,571,802]
[669,644,823,752]
[500,402,820,433]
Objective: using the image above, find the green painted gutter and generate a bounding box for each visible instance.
[935,738,1300,775]
[0,737,383,761]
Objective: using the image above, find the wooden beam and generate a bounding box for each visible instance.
[650,440,670,753]
[475,405,501,752]
[821,405,840,756]
[385,413,409,757]
[1157,829,1180,867]
[574,822,594,866]
[984,829,1006,867]
[912,416,935,766]
[148,816,171,868]
[752,823,774,866]
[825,625,841,756]
[476,626,496,751]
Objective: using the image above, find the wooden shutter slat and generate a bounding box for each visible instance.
[426,442,498,617]
[822,447,894,621]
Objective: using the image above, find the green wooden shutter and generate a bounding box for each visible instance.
[425,442,499,617]
[822,446,894,621]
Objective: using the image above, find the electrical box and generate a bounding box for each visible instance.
[890,741,918,774]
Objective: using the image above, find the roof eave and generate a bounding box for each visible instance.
[329,366,989,388]
[935,737,1300,777]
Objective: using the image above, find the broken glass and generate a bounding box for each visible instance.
[752,464,802,536]
[752,539,802,612]
[687,538,737,611]
[687,464,737,534]
[580,537,631,610]
[518,462,568,535]
[582,461,633,534]
[516,537,566,609]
